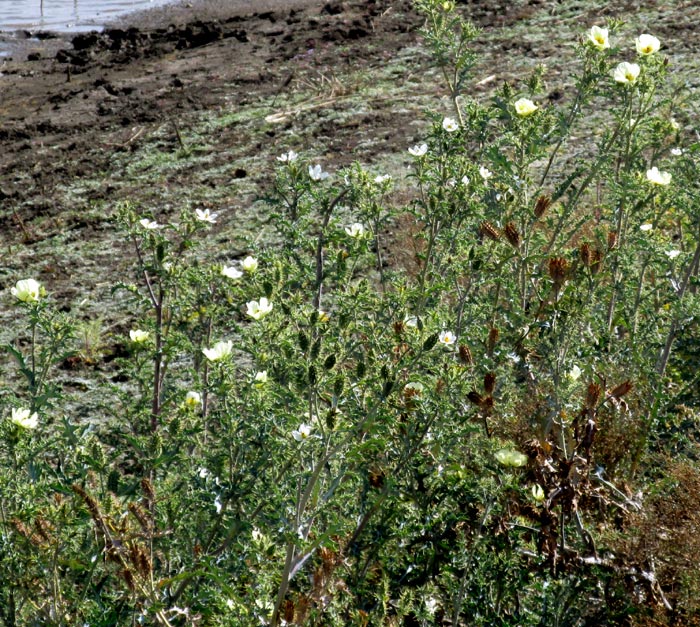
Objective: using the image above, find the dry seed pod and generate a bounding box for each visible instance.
[609,379,633,398]
[534,194,552,219]
[484,372,496,395]
[590,248,603,275]
[548,257,569,287]
[487,327,499,354]
[458,344,473,365]
[607,230,617,251]
[480,220,501,242]
[585,383,602,409]
[579,242,592,267]
[504,222,521,248]
[467,391,483,406]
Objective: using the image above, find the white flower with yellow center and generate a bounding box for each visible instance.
[184,391,202,409]
[202,340,233,362]
[309,164,330,181]
[408,143,428,157]
[129,329,150,343]
[195,208,218,224]
[139,218,162,230]
[241,256,258,274]
[646,166,672,186]
[442,117,459,132]
[587,25,610,50]
[439,330,456,347]
[292,423,312,442]
[221,265,243,280]
[636,33,660,56]
[246,297,273,320]
[479,166,493,180]
[11,278,42,303]
[613,62,640,84]
[9,407,38,430]
[276,150,298,163]
[345,222,365,238]
[514,98,538,117]
[318,310,330,323]
[253,371,268,387]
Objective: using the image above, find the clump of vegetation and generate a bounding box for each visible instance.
[1,2,699,625]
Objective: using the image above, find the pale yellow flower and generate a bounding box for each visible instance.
[495,449,528,467]
[514,98,538,117]
[9,407,38,430]
[11,278,42,303]
[646,166,672,186]
[613,62,640,84]
[531,484,545,502]
[587,25,610,50]
[241,256,258,273]
[253,371,268,387]
[129,329,150,343]
[636,33,660,56]
[203,340,233,362]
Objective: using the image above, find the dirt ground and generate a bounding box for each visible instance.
[0,0,698,375]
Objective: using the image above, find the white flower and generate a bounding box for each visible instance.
[221,265,243,280]
[408,143,428,157]
[184,391,202,409]
[666,250,682,259]
[587,25,610,50]
[202,340,233,362]
[567,365,582,381]
[613,62,640,84]
[514,98,538,117]
[670,118,680,131]
[671,147,683,156]
[129,329,150,343]
[139,218,162,230]
[11,278,42,303]
[309,164,330,181]
[254,371,268,387]
[9,407,38,430]
[425,597,439,616]
[195,208,218,224]
[241,256,258,273]
[276,150,298,163]
[494,449,528,467]
[292,423,312,441]
[531,484,545,502]
[461,175,470,186]
[345,222,365,238]
[374,174,392,184]
[438,330,456,347]
[646,166,672,186]
[318,310,330,323]
[639,223,653,232]
[442,117,459,132]
[246,297,273,320]
[635,33,660,56]
[479,166,493,180]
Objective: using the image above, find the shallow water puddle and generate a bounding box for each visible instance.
[0,0,175,33]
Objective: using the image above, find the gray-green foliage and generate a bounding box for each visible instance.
[0,2,699,626]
